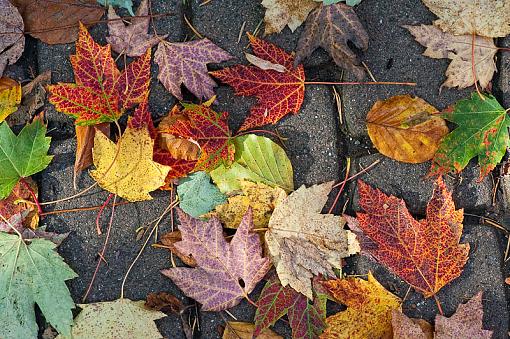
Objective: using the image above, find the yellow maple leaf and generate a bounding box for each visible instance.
[321,272,402,339]
[91,125,171,202]
[0,77,21,122]
[204,181,287,229]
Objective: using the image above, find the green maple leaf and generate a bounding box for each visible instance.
[177,171,227,217]
[432,92,510,179]
[0,232,77,339]
[0,120,53,199]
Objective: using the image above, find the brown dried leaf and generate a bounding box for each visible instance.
[0,178,38,229]
[160,230,197,267]
[261,0,319,34]
[245,53,287,73]
[391,310,433,339]
[157,131,201,162]
[74,123,110,187]
[0,0,24,77]
[11,0,104,44]
[405,25,497,89]
[145,292,184,314]
[223,322,283,339]
[295,3,368,79]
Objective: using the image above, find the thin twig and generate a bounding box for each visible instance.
[39,201,130,216]
[96,193,114,235]
[304,81,416,86]
[328,158,351,214]
[332,159,381,188]
[184,15,203,39]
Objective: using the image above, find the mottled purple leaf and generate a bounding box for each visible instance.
[154,39,232,100]
[106,0,166,57]
[254,274,326,339]
[161,208,270,311]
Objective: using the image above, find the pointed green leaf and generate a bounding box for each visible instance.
[0,232,77,339]
[432,93,510,179]
[210,134,294,193]
[97,0,134,16]
[0,120,53,199]
[177,171,227,217]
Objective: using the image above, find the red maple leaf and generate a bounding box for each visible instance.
[158,103,233,171]
[211,33,305,131]
[48,23,151,125]
[347,177,469,297]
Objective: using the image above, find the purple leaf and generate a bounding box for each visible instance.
[154,39,232,100]
[161,208,270,311]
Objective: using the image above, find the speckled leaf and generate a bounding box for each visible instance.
[0,179,39,229]
[211,34,305,131]
[58,298,165,338]
[159,230,197,267]
[295,3,368,79]
[366,94,448,163]
[421,0,510,37]
[161,208,271,311]
[267,182,360,299]
[261,0,319,35]
[321,272,402,339]
[405,25,497,89]
[107,0,165,57]
[177,171,227,217]
[0,232,77,339]
[347,177,469,298]
[0,119,53,199]
[155,39,232,100]
[97,0,134,16]
[211,134,294,193]
[223,321,283,339]
[90,124,171,202]
[157,103,233,171]
[0,78,21,122]
[0,0,24,77]
[391,310,432,339]
[254,274,326,339]
[431,93,510,179]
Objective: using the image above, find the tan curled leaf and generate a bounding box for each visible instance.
[223,322,283,339]
[160,230,197,267]
[245,53,287,73]
[91,124,171,202]
[421,0,510,37]
[266,182,360,299]
[405,25,497,89]
[261,0,319,34]
[204,181,287,229]
[366,94,448,163]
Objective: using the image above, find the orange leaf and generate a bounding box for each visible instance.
[211,33,305,131]
[347,177,469,297]
[73,123,110,185]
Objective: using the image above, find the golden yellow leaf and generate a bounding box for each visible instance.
[91,124,171,202]
[367,95,448,163]
[321,272,402,339]
[0,77,21,122]
[223,321,282,339]
[204,181,287,229]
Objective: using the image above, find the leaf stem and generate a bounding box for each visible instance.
[328,157,351,214]
[332,159,381,189]
[304,81,416,86]
[434,295,444,315]
[244,295,258,309]
[39,201,130,216]
[0,214,23,238]
[19,178,43,216]
[96,193,114,235]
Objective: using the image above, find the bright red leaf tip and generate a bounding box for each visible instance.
[211,33,305,131]
[347,177,469,298]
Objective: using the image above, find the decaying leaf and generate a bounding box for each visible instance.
[145,292,185,314]
[107,0,166,57]
[0,0,24,77]
[90,124,171,202]
[431,93,510,179]
[160,230,197,267]
[261,0,319,35]
[392,292,492,339]
[254,274,327,339]
[366,94,448,163]
[347,177,469,297]
[204,181,287,229]
[177,171,227,218]
[73,123,110,187]
[211,34,305,131]
[295,3,368,79]
[421,0,510,38]
[7,71,51,126]
[245,53,287,72]
[161,209,270,311]
[0,77,21,123]
[406,25,497,89]
[267,182,360,299]
[58,298,166,338]
[48,23,151,125]
[11,0,104,44]
[0,119,53,199]
[157,103,233,171]
[0,232,77,339]
[223,321,283,339]
[321,272,402,339]
[97,0,134,15]
[155,39,232,100]
[211,134,293,194]
[0,178,39,229]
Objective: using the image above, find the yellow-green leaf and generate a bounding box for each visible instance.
[0,77,21,122]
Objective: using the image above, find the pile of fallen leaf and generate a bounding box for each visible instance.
[0,0,509,338]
